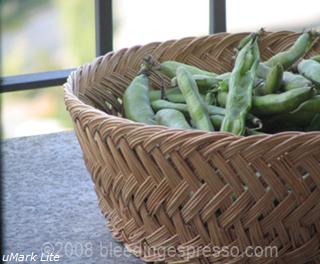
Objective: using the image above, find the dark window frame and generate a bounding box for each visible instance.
[0,0,226,93]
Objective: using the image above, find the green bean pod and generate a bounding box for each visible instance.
[217,91,228,107]
[263,64,283,94]
[307,113,320,131]
[123,73,155,124]
[155,109,191,129]
[291,95,320,113]
[151,99,226,116]
[149,87,181,101]
[155,93,186,103]
[311,54,320,63]
[171,72,231,92]
[215,73,261,94]
[264,111,317,132]
[257,63,271,79]
[156,61,217,79]
[282,71,312,91]
[152,99,261,129]
[217,72,232,81]
[236,29,264,52]
[214,73,232,91]
[152,100,189,115]
[264,31,317,69]
[210,115,224,129]
[211,115,264,134]
[176,67,214,131]
[253,86,314,115]
[149,87,206,103]
[219,87,315,115]
[171,74,219,92]
[297,59,320,85]
[164,94,188,103]
[237,32,257,51]
[255,64,283,95]
[205,91,217,105]
[221,38,260,135]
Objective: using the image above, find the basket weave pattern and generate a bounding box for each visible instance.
[64,32,320,263]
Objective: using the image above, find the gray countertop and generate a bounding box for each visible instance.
[2,131,143,264]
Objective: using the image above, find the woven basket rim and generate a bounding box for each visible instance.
[64,31,320,139]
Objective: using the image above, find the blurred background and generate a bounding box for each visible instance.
[1,0,320,138]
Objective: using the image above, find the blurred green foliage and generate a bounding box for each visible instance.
[56,0,95,65]
[1,0,95,138]
[1,0,51,31]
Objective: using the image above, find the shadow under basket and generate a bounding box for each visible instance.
[64,32,320,264]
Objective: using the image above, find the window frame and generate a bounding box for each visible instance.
[0,0,226,93]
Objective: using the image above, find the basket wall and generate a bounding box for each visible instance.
[64,32,320,264]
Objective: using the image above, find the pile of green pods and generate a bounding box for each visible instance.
[120,30,320,136]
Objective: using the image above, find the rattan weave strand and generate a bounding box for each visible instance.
[64,32,320,263]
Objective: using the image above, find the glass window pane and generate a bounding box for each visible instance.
[1,0,95,76]
[227,0,320,32]
[2,87,73,139]
[113,0,209,50]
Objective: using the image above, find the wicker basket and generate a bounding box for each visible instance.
[64,32,320,264]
